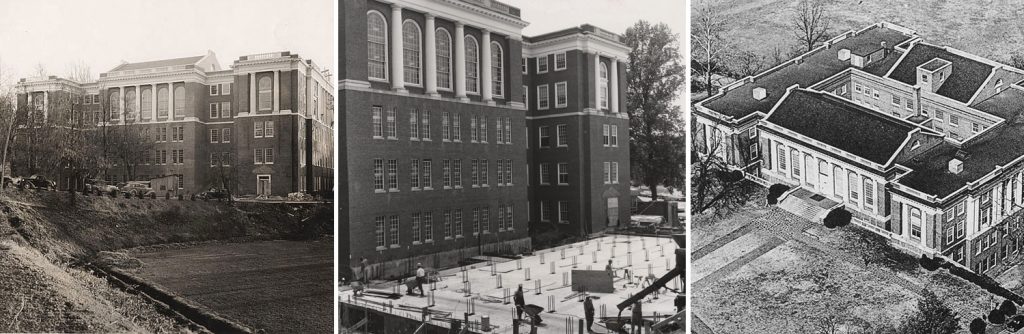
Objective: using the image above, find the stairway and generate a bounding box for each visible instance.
[777,190,829,223]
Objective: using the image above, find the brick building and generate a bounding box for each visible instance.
[340,0,629,278]
[694,22,1024,275]
[13,51,334,196]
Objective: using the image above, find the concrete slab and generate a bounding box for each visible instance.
[340,235,683,333]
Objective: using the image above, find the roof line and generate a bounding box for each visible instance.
[884,39,918,79]
[762,84,800,121]
[968,67,998,105]
[884,129,916,167]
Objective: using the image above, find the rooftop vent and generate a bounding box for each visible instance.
[954,149,969,160]
[948,158,964,174]
[752,87,767,101]
[838,49,851,61]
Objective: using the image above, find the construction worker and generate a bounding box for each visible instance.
[516,282,524,319]
[583,296,595,332]
[414,263,426,296]
[674,293,685,313]
[630,300,643,334]
[606,260,615,277]
[360,257,369,283]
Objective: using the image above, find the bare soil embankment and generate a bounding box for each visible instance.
[0,190,332,333]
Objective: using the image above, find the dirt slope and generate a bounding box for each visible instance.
[0,190,331,332]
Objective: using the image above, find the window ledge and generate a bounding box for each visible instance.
[425,239,434,244]
[444,237,453,241]
[413,241,422,245]
[389,245,401,249]
[375,189,386,194]
[375,246,387,251]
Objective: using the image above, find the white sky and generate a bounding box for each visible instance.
[513,0,685,42]
[0,0,334,83]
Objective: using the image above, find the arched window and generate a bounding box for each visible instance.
[366,11,388,80]
[157,87,168,118]
[402,20,422,85]
[124,89,137,118]
[490,42,504,97]
[173,86,185,116]
[108,91,120,120]
[141,88,152,120]
[436,28,452,89]
[258,76,273,110]
[600,62,609,109]
[465,36,479,93]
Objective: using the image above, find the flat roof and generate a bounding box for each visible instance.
[700,25,914,119]
[340,235,681,333]
[767,89,918,165]
[887,43,993,104]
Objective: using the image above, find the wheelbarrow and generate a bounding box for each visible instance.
[522,304,545,325]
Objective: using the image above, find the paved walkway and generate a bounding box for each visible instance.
[691,207,926,333]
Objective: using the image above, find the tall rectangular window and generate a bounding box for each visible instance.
[777,145,787,171]
[386,108,396,139]
[611,125,619,146]
[423,213,433,242]
[479,116,487,143]
[505,159,512,185]
[790,149,801,178]
[612,162,619,184]
[504,117,511,144]
[540,163,550,185]
[374,159,384,191]
[223,128,231,143]
[422,159,432,189]
[555,82,567,108]
[444,210,453,239]
[454,209,463,237]
[442,112,451,141]
[411,159,421,190]
[388,215,400,247]
[910,207,922,239]
[480,160,488,187]
[496,160,504,186]
[387,159,398,191]
[558,201,569,223]
[556,124,568,147]
[472,209,480,234]
[471,160,479,186]
[557,163,569,185]
[210,129,220,143]
[375,216,386,248]
[443,159,451,188]
[864,178,875,208]
[496,118,505,144]
[537,85,549,109]
[539,126,551,148]
[209,103,219,118]
[410,110,419,139]
[470,116,478,142]
[453,159,463,188]
[421,110,431,140]
[848,171,859,204]
[481,208,489,232]
[411,213,421,244]
[452,113,462,142]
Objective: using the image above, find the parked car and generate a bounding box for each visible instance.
[85,179,119,195]
[18,175,55,190]
[197,188,230,201]
[120,181,155,197]
[2,176,15,189]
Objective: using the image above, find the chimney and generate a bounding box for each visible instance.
[752,87,767,100]
[948,158,964,174]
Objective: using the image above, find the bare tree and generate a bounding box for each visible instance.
[64,60,93,83]
[692,0,727,95]
[793,0,833,52]
[729,50,771,78]
[690,121,759,216]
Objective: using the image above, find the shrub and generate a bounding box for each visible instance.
[990,308,1007,324]
[123,192,131,199]
[150,192,156,199]
[823,208,852,228]
[165,193,171,200]
[919,255,940,271]
[1001,299,1018,316]
[766,184,790,205]
[177,194,184,200]
[969,318,986,334]
[109,189,118,197]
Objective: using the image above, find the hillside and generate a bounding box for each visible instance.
[702,0,1024,66]
[0,190,331,332]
